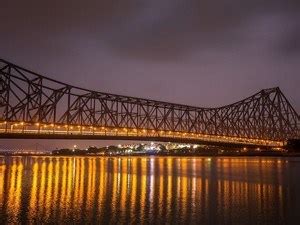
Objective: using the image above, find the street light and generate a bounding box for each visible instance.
[73,145,77,152]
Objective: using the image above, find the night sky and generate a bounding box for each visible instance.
[1,0,299,150]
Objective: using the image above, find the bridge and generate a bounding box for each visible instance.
[0,59,299,148]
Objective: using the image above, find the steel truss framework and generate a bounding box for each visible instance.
[0,59,299,144]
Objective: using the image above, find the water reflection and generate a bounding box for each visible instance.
[0,156,298,224]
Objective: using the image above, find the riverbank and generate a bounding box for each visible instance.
[1,152,300,157]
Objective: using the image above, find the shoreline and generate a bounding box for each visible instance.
[1,153,300,157]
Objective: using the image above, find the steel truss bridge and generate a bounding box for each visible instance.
[0,59,299,148]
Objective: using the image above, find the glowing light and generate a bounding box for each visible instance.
[35,123,40,126]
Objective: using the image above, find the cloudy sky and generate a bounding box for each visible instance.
[0,0,299,150]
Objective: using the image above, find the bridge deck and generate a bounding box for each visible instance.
[0,121,284,148]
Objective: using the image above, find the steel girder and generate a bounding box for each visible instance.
[0,59,299,141]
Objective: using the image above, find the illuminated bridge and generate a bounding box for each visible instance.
[0,59,299,148]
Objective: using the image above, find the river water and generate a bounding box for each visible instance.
[0,156,299,224]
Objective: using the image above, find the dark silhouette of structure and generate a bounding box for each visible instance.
[0,59,299,147]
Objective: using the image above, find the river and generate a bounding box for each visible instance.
[0,156,299,224]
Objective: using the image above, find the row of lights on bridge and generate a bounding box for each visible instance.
[6,121,192,135]
[0,121,283,146]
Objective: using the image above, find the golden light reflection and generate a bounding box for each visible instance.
[97,158,106,218]
[45,160,53,219]
[6,158,23,224]
[38,160,46,216]
[0,162,6,207]
[120,159,128,219]
[65,158,74,217]
[59,158,67,219]
[53,158,60,217]
[29,160,38,221]
[0,156,290,224]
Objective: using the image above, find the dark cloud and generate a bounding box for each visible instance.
[100,0,300,60]
[277,17,300,56]
[2,0,299,60]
